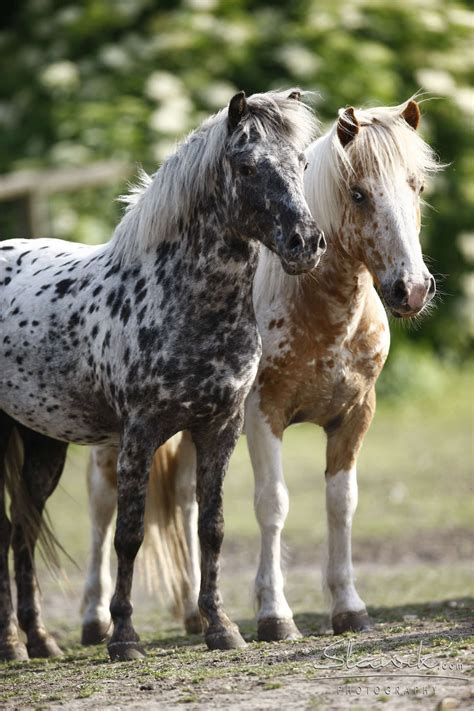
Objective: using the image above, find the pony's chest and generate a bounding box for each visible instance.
[257,311,389,429]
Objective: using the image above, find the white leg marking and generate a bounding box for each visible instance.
[81,447,117,627]
[246,390,293,621]
[174,433,200,621]
[325,467,366,616]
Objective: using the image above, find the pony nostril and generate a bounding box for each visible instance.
[287,232,304,254]
[392,278,408,304]
[428,276,436,296]
[317,232,326,251]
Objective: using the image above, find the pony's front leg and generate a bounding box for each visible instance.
[81,446,118,645]
[325,389,375,635]
[245,390,301,642]
[107,431,155,661]
[174,431,201,634]
[193,418,246,650]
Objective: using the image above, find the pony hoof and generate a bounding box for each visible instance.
[108,640,146,661]
[27,635,62,658]
[184,612,203,635]
[257,617,302,642]
[0,640,29,662]
[205,626,246,650]
[332,610,373,635]
[81,620,110,646]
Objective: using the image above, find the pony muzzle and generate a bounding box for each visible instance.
[279,227,326,275]
[383,273,436,317]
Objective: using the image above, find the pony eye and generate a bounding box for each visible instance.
[304,161,309,171]
[419,184,424,194]
[351,189,365,203]
[240,164,256,177]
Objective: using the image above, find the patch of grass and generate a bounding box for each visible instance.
[180,693,199,703]
[76,685,100,699]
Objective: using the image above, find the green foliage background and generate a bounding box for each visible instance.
[0,0,473,382]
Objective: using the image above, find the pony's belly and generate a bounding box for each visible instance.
[0,397,119,445]
[0,368,119,445]
[289,369,367,427]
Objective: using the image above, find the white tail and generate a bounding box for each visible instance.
[139,434,191,618]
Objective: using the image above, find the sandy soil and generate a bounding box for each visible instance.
[1,528,473,710]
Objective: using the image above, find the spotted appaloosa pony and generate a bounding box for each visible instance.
[0,89,326,662]
[82,98,440,644]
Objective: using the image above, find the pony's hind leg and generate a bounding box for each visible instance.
[174,432,201,634]
[0,412,28,661]
[245,391,301,642]
[324,389,375,635]
[193,417,246,651]
[81,446,117,645]
[11,426,68,658]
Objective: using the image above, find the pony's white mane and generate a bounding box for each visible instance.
[254,98,442,310]
[111,90,317,262]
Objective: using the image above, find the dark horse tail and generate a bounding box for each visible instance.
[4,422,69,575]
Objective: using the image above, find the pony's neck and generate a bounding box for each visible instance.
[180,195,260,278]
[297,226,373,329]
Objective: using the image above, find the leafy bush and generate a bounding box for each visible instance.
[0,0,472,358]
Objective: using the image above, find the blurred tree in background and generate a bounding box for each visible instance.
[0,0,472,386]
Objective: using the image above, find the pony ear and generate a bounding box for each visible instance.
[228,91,248,130]
[288,89,301,101]
[401,100,420,130]
[337,107,359,147]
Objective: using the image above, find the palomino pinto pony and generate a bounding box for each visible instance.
[81,98,440,644]
[248,98,440,640]
[0,89,325,662]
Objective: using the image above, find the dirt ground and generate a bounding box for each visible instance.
[1,529,472,710]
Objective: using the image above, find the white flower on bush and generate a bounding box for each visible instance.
[452,87,474,117]
[459,273,474,336]
[184,0,217,10]
[277,45,319,79]
[145,71,185,102]
[417,69,473,117]
[419,10,446,33]
[457,233,474,264]
[99,45,130,71]
[448,7,474,28]
[52,207,78,237]
[416,68,455,95]
[201,82,237,109]
[149,96,193,135]
[41,61,79,90]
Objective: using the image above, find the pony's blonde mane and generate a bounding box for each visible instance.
[304,99,441,238]
[111,90,317,262]
[254,98,442,310]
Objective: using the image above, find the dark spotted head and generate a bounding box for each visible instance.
[112,89,325,275]
[223,90,326,275]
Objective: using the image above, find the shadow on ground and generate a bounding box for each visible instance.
[143,597,473,652]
